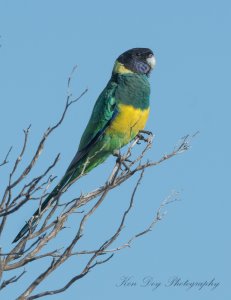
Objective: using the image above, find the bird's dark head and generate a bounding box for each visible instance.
[113,48,156,75]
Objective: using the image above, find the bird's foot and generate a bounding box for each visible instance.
[136,130,154,143]
[139,129,153,135]
[113,149,120,158]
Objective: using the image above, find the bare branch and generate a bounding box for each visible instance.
[0,269,26,290]
[0,146,12,167]
[0,65,196,300]
[0,66,87,240]
[0,155,60,217]
[10,125,31,181]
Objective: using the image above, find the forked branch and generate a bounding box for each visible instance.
[0,67,196,299]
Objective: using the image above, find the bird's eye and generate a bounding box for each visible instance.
[136,52,141,57]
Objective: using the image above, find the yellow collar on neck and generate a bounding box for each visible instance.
[113,61,134,74]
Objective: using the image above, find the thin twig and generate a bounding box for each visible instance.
[0,269,26,290]
[0,146,12,167]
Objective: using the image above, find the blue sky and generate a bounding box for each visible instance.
[0,0,230,299]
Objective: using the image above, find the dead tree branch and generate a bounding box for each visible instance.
[0,147,12,168]
[0,67,196,299]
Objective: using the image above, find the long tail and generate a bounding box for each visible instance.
[13,148,110,243]
[12,174,72,243]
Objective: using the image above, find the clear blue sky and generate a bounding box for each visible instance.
[0,0,230,299]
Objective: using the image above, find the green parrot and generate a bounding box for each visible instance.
[13,47,156,243]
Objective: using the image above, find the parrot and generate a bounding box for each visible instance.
[13,47,156,243]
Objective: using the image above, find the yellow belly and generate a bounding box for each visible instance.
[106,103,150,145]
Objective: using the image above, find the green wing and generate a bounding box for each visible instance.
[11,79,118,244]
[66,79,118,172]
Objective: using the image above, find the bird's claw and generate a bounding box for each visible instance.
[139,129,153,135]
[136,130,153,143]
